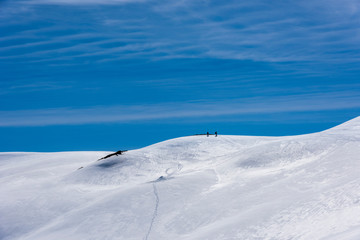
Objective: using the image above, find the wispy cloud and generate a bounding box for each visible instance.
[23,0,146,5]
[1,91,360,127]
[0,33,100,52]
[0,81,72,96]
[2,0,360,66]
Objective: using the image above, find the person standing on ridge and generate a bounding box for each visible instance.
[207,132,209,137]
[215,131,218,137]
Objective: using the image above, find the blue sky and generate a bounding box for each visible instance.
[1,0,360,151]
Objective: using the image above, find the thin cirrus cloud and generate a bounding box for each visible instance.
[1,92,360,127]
[23,0,146,5]
[2,0,360,66]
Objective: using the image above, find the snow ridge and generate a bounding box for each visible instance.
[2,117,360,240]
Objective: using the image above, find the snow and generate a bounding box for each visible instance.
[1,117,360,240]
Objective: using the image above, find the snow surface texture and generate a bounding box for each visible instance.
[1,117,360,240]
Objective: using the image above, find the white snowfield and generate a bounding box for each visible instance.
[1,118,360,240]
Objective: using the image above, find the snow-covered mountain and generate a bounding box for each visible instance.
[1,117,360,240]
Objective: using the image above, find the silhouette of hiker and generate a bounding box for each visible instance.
[207,132,209,137]
[215,131,218,137]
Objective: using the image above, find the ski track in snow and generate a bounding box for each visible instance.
[144,183,159,240]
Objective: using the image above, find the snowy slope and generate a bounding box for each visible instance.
[1,117,360,240]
